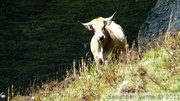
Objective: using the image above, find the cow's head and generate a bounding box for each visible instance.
[81,12,116,41]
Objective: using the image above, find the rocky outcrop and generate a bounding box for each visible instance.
[140,0,180,41]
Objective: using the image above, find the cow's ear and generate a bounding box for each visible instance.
[85,25,94,31]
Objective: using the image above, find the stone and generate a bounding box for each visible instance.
[140,0,180,41]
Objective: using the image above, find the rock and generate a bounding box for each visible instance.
[140,0,180,41]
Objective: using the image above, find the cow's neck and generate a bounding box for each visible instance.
[98,29,110,52]
[103,28,114,52]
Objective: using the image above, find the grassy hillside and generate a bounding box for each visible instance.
[0,0,156,96]
[11,31,180,101]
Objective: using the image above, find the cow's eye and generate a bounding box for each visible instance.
[102,25,106,30]
[103,21,107,30]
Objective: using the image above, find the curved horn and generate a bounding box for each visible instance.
[104,12,116,21]
[79,21,93,31]
[80,21,92,26]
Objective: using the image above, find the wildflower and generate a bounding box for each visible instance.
[118,80,129,91]
[79,76,82,79]
[87,75,91,79]
[59,85,63,90]
[31,96,35,100]
[56,93,59,96]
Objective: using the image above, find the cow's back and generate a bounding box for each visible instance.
[106,21,125,42]
[105,21,125,50]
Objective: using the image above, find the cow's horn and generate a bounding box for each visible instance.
[104,12,116,21]
[80,21,93,31]
[80,21,92,26]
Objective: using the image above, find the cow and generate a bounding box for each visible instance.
[80,12,126,66]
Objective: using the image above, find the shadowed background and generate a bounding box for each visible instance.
[0,0,156,94]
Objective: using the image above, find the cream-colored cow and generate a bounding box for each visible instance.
[81,12,125,66]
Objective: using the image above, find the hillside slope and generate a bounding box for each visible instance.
[11,31,180,101]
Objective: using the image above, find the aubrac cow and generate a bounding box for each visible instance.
[81,12,125,66]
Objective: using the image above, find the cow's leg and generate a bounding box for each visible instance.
[94,48,104,73]
[94,57,103,75]
[94,52,103,66]
[94,56,102,66]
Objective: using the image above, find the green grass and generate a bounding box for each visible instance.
[10,31,180,101]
